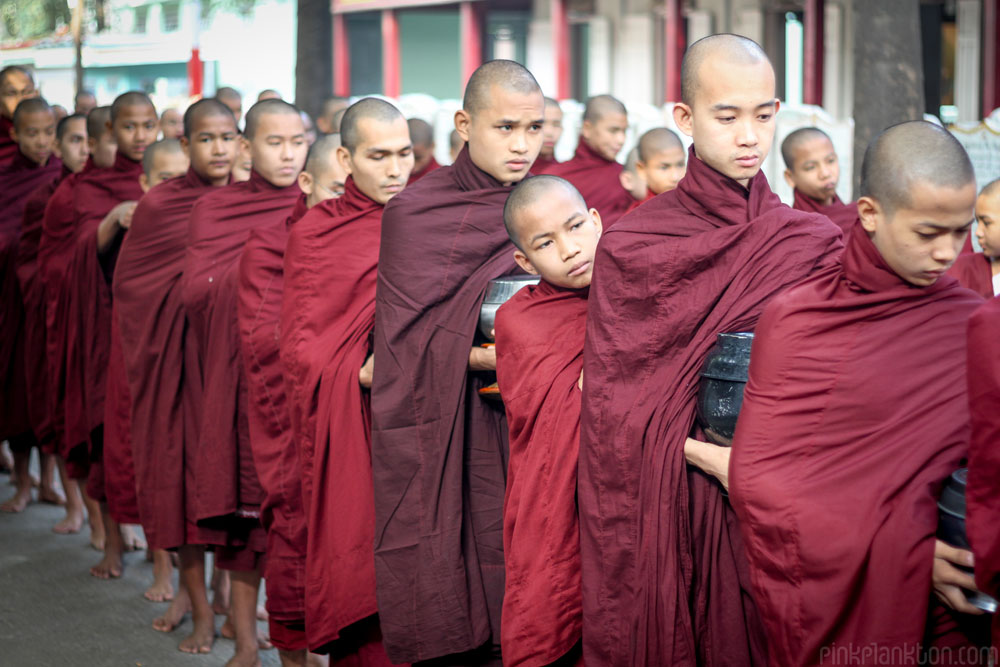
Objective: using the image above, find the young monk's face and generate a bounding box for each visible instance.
[338,116,413,205]
[13,109,56,165]
[140,149,189,193]
[160,109,183,139]
[88,129,117,169]
[183,113,239,187]
[784,135,839,204]
[674,58,778,188]
[512,186,603,290]
[110,103,158,162]
[1,70,36,118]
[637,147,687,196]
[540,102,563,159]
[299,158,348,208]
[455,85,544,186]
[859,180,976,287]
[56,117,89,173]
[244,112,308,188]
[975,192,1000,260]
[582,111,627,162]
[619,166,647,201]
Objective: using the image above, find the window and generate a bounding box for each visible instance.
[134,5,149,34]
[162,2,180,32]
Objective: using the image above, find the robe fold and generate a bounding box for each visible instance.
[103,308,140,524]
[966,296,1000,649]
[549,141,633,227]
[530,155,559,175]
[729,224,985,665]
[579,145,843,666]
[494,280,588,667]
[791,188,857,234]
[238,194,309,650]
[0,115,17,167]
[408,156,440,183]
[114,167,223,549]
[947,253,994,299]
[181,169,299,555]
[371,146,520,663]
[280,178,390,655]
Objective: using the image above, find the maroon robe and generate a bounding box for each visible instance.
[531,154,560,175]
[730,224,984,664]
[625,188,655,214]
[947,253,994,300]
[966,296,1000,649]
[408,156,440,183]
[494,280,588,667]
[579,146,843,666]
[371,146,522,663]
[0,115,17,167]
[114,168,223,550]
[792,187,857,235]
[549,141,633,227]
[181,170,299,561]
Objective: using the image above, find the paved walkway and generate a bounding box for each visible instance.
[0,470,279,667]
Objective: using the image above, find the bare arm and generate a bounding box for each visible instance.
[684,438,731,491]
[96,201,137,254]
[469,345,497,372]
[359,354,374,389]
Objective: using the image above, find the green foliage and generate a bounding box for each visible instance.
[1,0,72,40]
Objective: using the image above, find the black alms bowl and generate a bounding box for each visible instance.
[937,468,998,613]
[696,332,754,446]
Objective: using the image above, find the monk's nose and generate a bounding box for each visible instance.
[738,121,758,146]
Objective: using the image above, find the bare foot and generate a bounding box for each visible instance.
[0,488,32,513]
[178,615,215,654]
[220,616,235,640]
[52,506,84,534]
[257,605,268,622]
[154,586,191,632]
[121,524,147,551]
[38,486,66,506]
[225,646,262,667]
[145,550,175,602]
[90,551,123,579]
[90,531,106,551]
[0,445,12,473]
[212,568,231,615]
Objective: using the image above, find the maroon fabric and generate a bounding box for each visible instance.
[371,146,520,663]
[0,115,16,168]
[494,280,587,667]
[792,188,857,235]
[947,253,994,300]
[280,179,387,653]
[961,234,975,256]
[730,224,984,665]
[625,188,655,214]
[579,146,844,666]
[181,170,299,551]
[269,619,308,653]
[531,155,560,175]
[114,168,223,549]
[237,195,308,630]
[549,141,633,227]
[408,156,440,183]
[103,307,140,524]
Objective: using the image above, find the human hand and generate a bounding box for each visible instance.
[932,540,984,615]
[469,345,497,372]
[684,437,731,491]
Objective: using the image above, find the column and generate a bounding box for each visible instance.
[552,0,570,99]
[664,0,682,103]
[803,0,824,106]
[460,1,483,88]
[333,13,350,97]
[382,9,400,98]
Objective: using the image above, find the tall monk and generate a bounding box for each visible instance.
[531,96,563,174]
[113,98,239,641]
[0,65,38,167]
[730,120,987,664]
[1,97,62,512]
[948,179,1000,299]
[74,90,97,115]
[783,126,856,233]
[549,94,632,226]
[579,34,843,666]
[635,127,686,198]
[316,96,349,135]
[371,59,543,665]
[160,108,184,140]
[494,175,601,666]
[181,97,306,663]
[215,86,244,125]
[406,117,438,182]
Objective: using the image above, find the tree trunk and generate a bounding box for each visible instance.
[851,0,925,197]
[295,0,333,121]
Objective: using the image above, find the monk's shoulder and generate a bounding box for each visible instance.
[970,296,1000,334]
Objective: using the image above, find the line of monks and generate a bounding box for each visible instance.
[1,31,999,667]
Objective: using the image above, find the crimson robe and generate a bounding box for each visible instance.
[966,296,1000,649]
[0,115,16,167]
[494,279,587,667]
[181,170,299,559]
[531,155,560,175]
[579,146,843,666]
[947,253,994,300]
[549,141,633,227]
[792,188,857,234]
[371,146,521,663]
[408,156,440,183]
[280,179,393,657]
[625,188,655,214]
[729,224,985,664]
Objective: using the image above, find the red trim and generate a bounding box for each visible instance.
[984,0,1000,117]
[460,1,482,89]
[333,12,350,96]
[663,0,683,103]
[382,10,400,97]
[187,47,203,98]
[552,0,570,100]
[803,0,824,107]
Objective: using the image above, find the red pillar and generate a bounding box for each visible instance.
[803,0,824,107]
[187,48,203,98]
[333,12,350,97]
[552,0,570,100]
[382,9,400,98]
[460,1,482,89]
[984,0,1000,117]
[663,0,683,103]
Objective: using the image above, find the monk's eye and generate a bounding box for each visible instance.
[498,125,512,132]
[758,114,773,122]
[530,124,542,132]
[717,116,735,123]
[916,232,937,240]
[571,221,584,231]
[537,240,552,249]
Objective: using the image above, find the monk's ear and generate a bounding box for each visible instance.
[297,170,314,196]
[857,196,881,233]
[139,173,151,194]
[9,125,18,143]
[335,144,353,176]
[179,136,190,158]
[453,109,471,143]
[635,160,648,182]
[590,208,603,239]
[783,168,795,189]
[513,248,537,276]
[105,119,113,135]
[239,133,251,155]
[673,103,693,138]
[619,170,633,192]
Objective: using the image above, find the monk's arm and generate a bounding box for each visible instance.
[96,201,138,254]
[469,345,496,372]
[932,540,984,615]
[359,354,374,388]
[684,438,731,491]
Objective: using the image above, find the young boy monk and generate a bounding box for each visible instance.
[215,86,243,125]
[579,34,843,666]
[494,175,601,666]
[550,94,632,226]
[406,117,438,182]
[0,65,38,167]
[113,98,239,638]
[783,126,856,233]
[532,96,564,174]
[730,120,986,664]
[635,127,686,198]
[948,179,1000,299]
[160,108,183,140]
[618,147,647,205]
[371,59,543,664]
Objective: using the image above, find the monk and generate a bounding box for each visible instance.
[494,175,602,666]
[783,126,856,233]
[618,148,647,206]
[233,139,253,183]
[181,97,306,663]
[258,89,281,101]
[315,96,349,135]
[0,65,38,167]
[579,34,843,666]
[300,110,317,145]
[74,90,97,115]
[113,98,239,641]
[406,117,439,182]
[0,97,63,512]
[160,108,184,140]
[531,96,563,174]
[730,120,987,664]
[371,59,543,664]
[636,127,686,198]
[948,179,1000,299]
[52,104,68,121]
[449,128,463,162]
[549,94,632,226]
[216,86,244,125]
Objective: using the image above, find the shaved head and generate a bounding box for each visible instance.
[583,94,626,123]
[407,118,434,148]
[340,97,405,153]
[87,106,111,139]
[57,113,86,141]
[504,175,586,250]
[0,65,34,88]
[304,133,341,174]
[215,86,241,104]
[184,98,237,138]
[110,91,155,123]
[980,178,1000,199]
[623,147,640,175]
[462,59,542,116]
[258,89,281,101]
[321,97,349,117]
[781,127,832,170]
[141,138,184,176]
[13,97,52,129]
[681,33,770,106]
[244,98,300,140]
[860,121,974,216]
[638,127,683,163]
[544,96,561,110]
